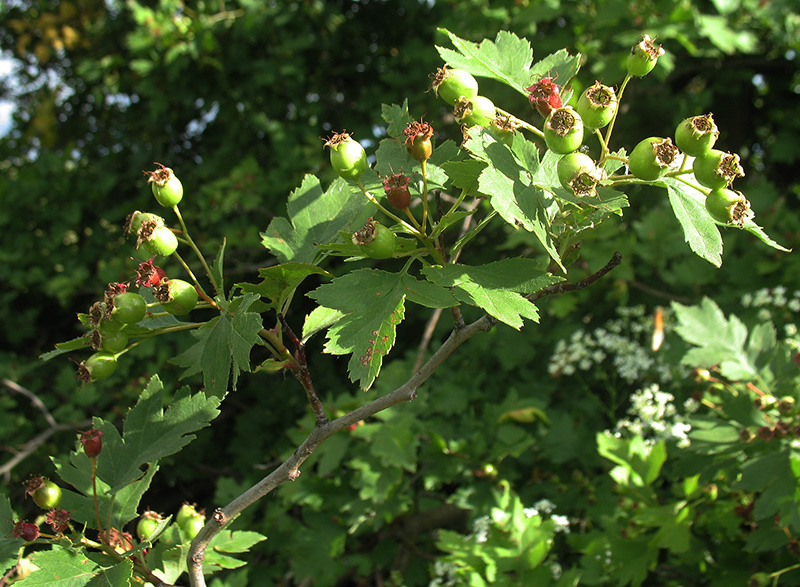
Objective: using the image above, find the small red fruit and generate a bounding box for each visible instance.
[12,520,39,542]
[80,429,104,458]
[383,171,411,209]
[526,76,563,117]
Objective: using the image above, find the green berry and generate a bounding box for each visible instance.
[403,120,434,163]
[81,352,117,382]
[693,149,744,190]
[557,152,601,196]
[432,67,479,105]
[28,478,62,510]
[100,329,129,353]
[626,34,665,77]
[176,503,201,529]
[455,95,496,127]
[137,511,163,541]
[147,164,184,207]
[628,136,679,181]
[181,514,205,540]
[142,223,179,257]
[576,81,618,130]
[352,219,396,259]
[544,106,584,154]
[156,279,199,316]
[111,292,147,324]
[126,211,163,236]
[705,188,750,226]
[674,114,719,157]
[325,132,368,181]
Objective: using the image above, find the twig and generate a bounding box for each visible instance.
[2,379,56,427]
[185,251,624,587]
[278,315,327,425]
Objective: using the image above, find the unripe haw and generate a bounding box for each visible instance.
[454,95,496,127]
[675,114,719,157]
[78,352,117,382]
[324,131,368,181]
[137,510,163,541]
[352,219,396,259]
[125,211,163,236]
[557,152,602,196]
[403,120,434,162]
[705,188,750,226]
[138,218,179,257]
[382,171,411,209]
[154,278,199,316]
[181,514,205,540]
[544,106,584,154]
[526,76,563,117]
[693,149,745,189]
[146,163,184,207]
[80,429,104,457]
[176,503,201,529]
[491,114,518,146]
[111,292,147,324]
[99,329,129,353]
[430,67,479,105]
[628,136,679,181]
[626,34,665,77]
[576,81,618,130]
[25,476,62,510]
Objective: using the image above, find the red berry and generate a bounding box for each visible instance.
[80,429,104,458]
[12,520,39,542]
[383,172,411,210]
[526,76,563,117]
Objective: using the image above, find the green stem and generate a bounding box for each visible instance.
[494,107,545,139]
[421,159,430,234]
[172,204,220,296]
[355,180,422,238]
[172,252,214,303]
[91,457,102,539]
[600,74,631,163]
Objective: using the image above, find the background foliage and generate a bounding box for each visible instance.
[1,0,799,585]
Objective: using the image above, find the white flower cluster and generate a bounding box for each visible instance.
[741,286,800,339]
[613,383,691,448]
[548,305,679,383]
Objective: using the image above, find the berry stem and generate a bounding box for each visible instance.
[600,74,631,161]
[494,107,545,139]
[404,208,423,232]
[90,456,103,539]
[171,205,221,296]
[278,314,327,425]
[172,252,216,307]
[421,159,430,235]
[355,180,423,238]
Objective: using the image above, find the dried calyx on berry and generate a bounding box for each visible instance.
[705,188,751,226]
[557,152,605,197]
[526,76,563,117]
[145,163,184,207]
[576,81,618,130]
[324,131,368,181]
[674,113,719,157]
[430,66,479,106]
[403,120,434,162]
[693,149,745,189]
[626,34,666,77]
[628,136,680,181]
[544,106,584,154]
[453,95,496,127]
[352,218,396,259]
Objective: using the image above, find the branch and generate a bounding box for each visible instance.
[185,251,624,587]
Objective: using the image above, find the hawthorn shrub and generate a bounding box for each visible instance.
[0,30,796,587]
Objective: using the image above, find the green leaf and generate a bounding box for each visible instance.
[422,259,562,329]
[672,297,769,381]
[436,29,581,97]
[465,128,563,271]
[203,530,267,573]
[40,335,91,361]
[22,548,133,586]
[0,494,19,576]
[662,178,723,267]
[171,293,264,397]
[210,238,226,299]
[301,306,346,343]
[307,269,456,389]
[261,175,372,264]
[236,262,330,313]
[381,100,412,137]
[742,216,791,252]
